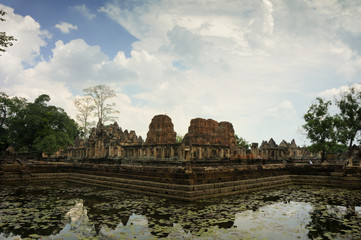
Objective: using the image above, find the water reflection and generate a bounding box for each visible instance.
[234,201,312,240]
[0,182,360,239]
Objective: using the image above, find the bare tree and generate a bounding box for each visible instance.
[74,96,95,137]
[83,84,119,124]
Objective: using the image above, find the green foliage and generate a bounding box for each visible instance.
[335,85,361,149]
[303,85,361,160]
[235,134,250,150]
[2,93,79,155]
[176,134,183,143]
[34,134,58,157]
[0,10,17,54]
[0,92,27,152]
[303,98,345,160]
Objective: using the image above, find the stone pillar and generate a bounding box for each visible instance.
[153,147,157,158]
[198,147,202,159]
[251,143,259,158]
[116,146,120,157]
[161,147,165,159]
[186,151,190,161]
[170,146,174,157]
[178,147,184,160]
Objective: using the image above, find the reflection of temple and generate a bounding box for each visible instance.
[68,114,313,161]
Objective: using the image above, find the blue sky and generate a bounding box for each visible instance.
[0,0,137,59]
[1,0,361,145]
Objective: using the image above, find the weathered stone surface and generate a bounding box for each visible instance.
[183,118,236,146]
[83,120,143,158]
[88,121,142,145]
[268,138,277,148]
[279,140,289,148]
[290,139,297,148]
[5,146,16,155]
[145,115,176,145]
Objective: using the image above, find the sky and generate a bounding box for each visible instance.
[1,0,361,146]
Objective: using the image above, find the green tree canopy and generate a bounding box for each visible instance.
[6,94,79,155]
[176,134,183,143]
[0,92,27,152]
[335,85,361,149]
[235,134,250,150]
[303,97,345,160]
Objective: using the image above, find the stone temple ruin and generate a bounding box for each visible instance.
[68,114,312,161]
[2,114,361,202]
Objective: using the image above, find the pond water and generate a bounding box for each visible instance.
[0,182,361,240]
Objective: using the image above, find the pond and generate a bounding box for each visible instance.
[0,182,361,240]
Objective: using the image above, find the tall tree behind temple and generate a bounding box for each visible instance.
[83,84,119,125]
[74,95,95,138]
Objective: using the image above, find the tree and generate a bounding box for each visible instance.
[235,134,250,150]
[0,92,27,152]
[0,10,17,54]
[335,85,361,150]
[176,134,183,143]
[8,94,79,155]
[83,84,119,124]
[74,96,95,138]
[303,98,343,161]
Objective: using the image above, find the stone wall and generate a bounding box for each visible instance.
[2,159,361,201]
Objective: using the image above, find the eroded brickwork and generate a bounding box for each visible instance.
[145,115,176,145]
[183,118,236,146]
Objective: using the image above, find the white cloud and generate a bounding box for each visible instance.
[2,1,361,145]
[55,22,78,34]
[318,83,361,99]
[74,4,96,20]
[267,100,294,116]
[0,4,50,67]
[96,0,361,143]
